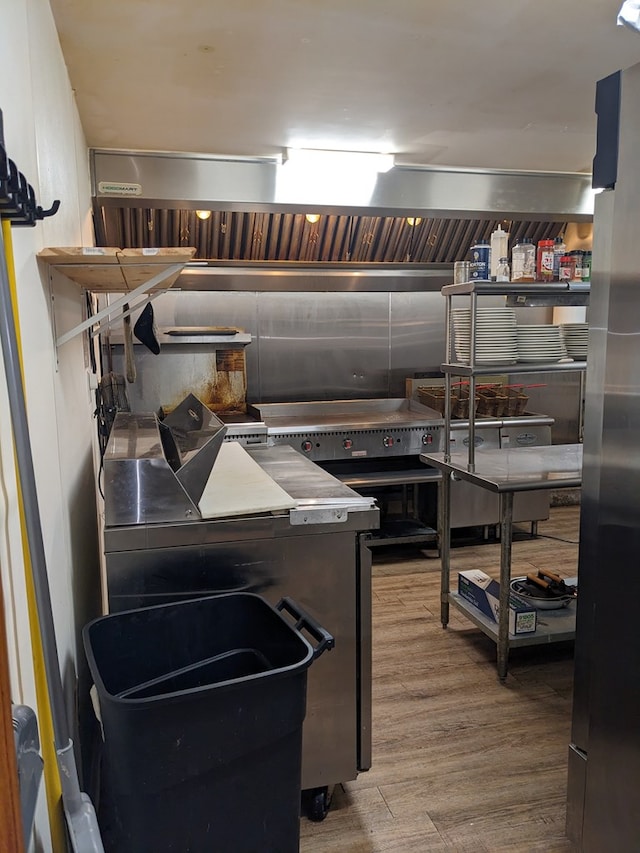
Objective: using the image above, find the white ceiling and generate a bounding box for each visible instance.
[50,0,640,173]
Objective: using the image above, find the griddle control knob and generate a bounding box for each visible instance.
[301,440,313,453]
[383,435,394,447]
[343,438,353,450]
[422,433,433,446]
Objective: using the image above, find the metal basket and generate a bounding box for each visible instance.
[477,387,508,418]
[417,386,478,419]
[452,387,479,419]
[505,388,529,416]
[417,386,449,414]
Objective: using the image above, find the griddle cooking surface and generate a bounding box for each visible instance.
[250,399,443,432]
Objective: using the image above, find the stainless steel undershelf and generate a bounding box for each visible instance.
[442,281,591,297]
[367,519,437,547]
[441,361,587,376]
[448,591,577,647]
[442,280,590,308]
[334,468,441,488]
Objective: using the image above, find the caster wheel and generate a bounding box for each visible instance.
[304,786,330,822]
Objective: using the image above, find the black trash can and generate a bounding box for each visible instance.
[83,593,333,853]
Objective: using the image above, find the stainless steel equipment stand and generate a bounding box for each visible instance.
[425,444,583,679]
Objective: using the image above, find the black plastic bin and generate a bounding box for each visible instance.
[83,593,333,853]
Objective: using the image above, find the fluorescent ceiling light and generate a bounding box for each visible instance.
[285,148,394,173]
[276,148,395,207]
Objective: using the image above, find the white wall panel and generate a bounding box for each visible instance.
[0,2,97,848]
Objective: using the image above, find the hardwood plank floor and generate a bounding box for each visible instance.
[301,506,579,852]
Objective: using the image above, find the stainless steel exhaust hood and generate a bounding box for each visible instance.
[91,150,593,220]
[90,150,593,288]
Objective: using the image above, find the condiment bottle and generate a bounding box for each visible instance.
[536,239,555,282]
[570,250,584,281]
[496,257,510,282]
[582,251,592,283]
[469,241,491,280]
[559,254,575,282]
[511,237,536,282]
[490,225,509,279]
[552,235,566,281]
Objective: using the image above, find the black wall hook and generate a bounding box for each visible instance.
[0,107,61,226]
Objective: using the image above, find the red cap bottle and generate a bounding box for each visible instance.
[536,239,555,282]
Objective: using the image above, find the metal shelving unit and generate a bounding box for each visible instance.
[441,280,590,472]
[422,279,589,679]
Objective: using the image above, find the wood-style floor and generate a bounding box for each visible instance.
[301,506,580,853]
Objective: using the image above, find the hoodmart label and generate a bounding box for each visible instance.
[98,181,142,196]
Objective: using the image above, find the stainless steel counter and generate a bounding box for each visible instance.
[102,439,378,806]
[247,445,378,503]
[420,443,583,493]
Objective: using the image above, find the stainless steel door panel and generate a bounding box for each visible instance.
[570,190,612,766]
[256,291,389,401]
[572,66,640,851]
[506,370,583,444]
[357,534,372,772]
[566,744,587,849]
[105,530,364,791]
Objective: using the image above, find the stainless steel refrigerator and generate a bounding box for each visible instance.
[567,61,640,851]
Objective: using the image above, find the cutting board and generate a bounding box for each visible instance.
[198,441,296,519]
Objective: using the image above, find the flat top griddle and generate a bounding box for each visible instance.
[248,398,443,434]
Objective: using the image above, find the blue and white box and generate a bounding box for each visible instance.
[458,569,537,634]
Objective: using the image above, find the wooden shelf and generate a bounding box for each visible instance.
[39,247,197,347]
[38,247,196,292]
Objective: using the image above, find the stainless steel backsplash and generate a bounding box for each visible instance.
[110,289,582,440]
[111,289,447,403]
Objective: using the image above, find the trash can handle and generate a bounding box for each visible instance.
[276,598,335,660]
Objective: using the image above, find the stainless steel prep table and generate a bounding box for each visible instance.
[420,443,582,679]
[103,437,379,813]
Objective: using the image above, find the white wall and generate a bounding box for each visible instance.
[0,1,99,848]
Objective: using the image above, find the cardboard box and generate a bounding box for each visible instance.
[458,570,537,634]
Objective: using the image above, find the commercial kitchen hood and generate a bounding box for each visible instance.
[90,149,593,284]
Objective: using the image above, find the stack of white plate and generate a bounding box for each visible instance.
[516,324,568,363]
[451,307,517,365]
[560,323,589,359]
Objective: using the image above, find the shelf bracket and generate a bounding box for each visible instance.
[55,262,182,348]
[86,290,166,340]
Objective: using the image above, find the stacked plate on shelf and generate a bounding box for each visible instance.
[516,324,568,363]
[560,323,589,359]
[451,307,517,365]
